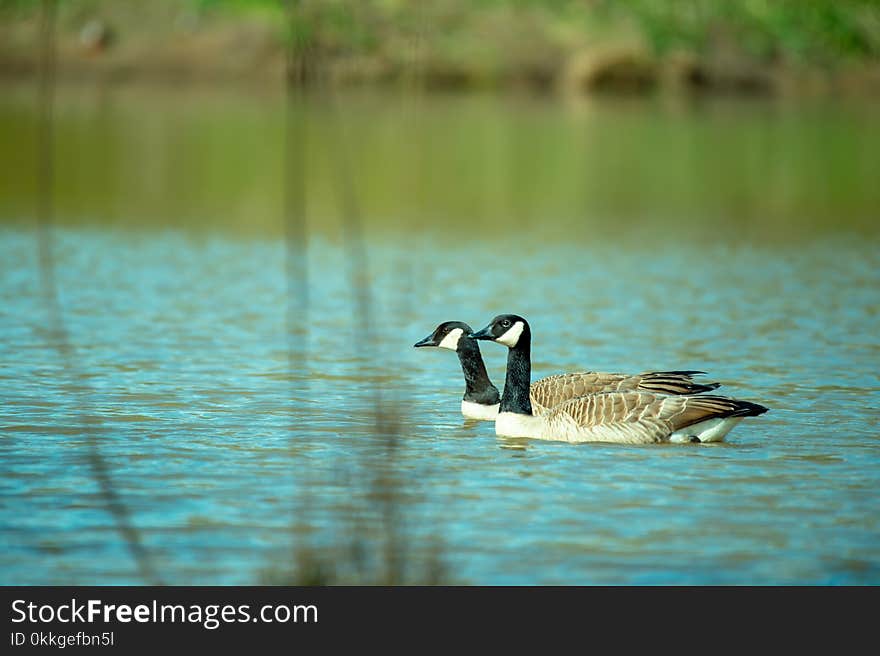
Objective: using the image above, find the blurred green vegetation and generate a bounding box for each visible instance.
[1,0,879,91]
[601,0,880,62]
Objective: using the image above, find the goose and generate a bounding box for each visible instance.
[470,314,768,443]
[414,321,501,420]
[414,320,721,421]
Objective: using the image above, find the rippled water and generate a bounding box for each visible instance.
[1,86,879,584]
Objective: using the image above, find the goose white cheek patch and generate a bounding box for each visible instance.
[438,328,464,350]
[496,321,524,347]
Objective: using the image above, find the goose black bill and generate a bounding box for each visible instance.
[413,334,439,348]
[469,326,493,341]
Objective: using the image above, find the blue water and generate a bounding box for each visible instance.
[2,225,878,584]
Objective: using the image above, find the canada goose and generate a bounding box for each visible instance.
[414,321,501,420]
[414,320,720,421]
[470,314,768,443]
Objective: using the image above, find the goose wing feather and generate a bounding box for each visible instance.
[529,371,720,415]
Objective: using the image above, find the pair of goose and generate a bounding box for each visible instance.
[414,314,767,444]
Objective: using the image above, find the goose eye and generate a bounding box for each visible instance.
[501,319,511,328]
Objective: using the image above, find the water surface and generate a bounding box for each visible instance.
[1,85,878,584]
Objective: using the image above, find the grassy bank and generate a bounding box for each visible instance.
[1,0,879,94]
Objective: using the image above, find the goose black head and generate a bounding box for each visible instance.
[413,321,473,351]
[470,314,530,349]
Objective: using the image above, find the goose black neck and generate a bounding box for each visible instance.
[500,337,532,415]
[457,338,500,405]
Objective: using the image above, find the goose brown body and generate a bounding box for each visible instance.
[471,313,768,444]
[499,391,767,444]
